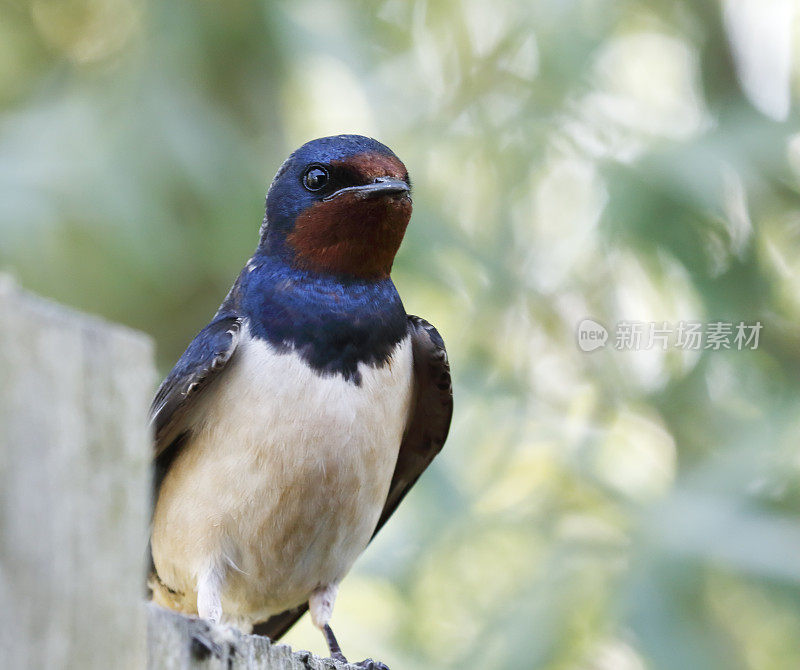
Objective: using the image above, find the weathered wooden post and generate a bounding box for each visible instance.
[0,276,375,669]
[147,603,349,670]
[0,274,153,668]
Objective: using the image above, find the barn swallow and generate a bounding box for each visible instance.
[148,135,452,667]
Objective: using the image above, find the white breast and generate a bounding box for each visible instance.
[151,323,414,624]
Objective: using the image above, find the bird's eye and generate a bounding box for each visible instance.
[302,166,329,192]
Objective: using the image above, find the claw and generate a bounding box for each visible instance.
[189,631,223,661]
[354,660,390,670]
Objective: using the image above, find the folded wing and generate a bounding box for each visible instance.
[150,315,242,507]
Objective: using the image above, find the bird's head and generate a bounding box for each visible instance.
[260,135,412,280]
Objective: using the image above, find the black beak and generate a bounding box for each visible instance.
[324,177,411,202]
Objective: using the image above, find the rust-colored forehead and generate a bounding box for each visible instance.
[332,152,407,181]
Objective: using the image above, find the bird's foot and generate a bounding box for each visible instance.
[329,653,389,670]
[189,630,224,661]
[212,621,241,645]
[353,659,390,670]
[322,622,388,668]
[189,617,240,662]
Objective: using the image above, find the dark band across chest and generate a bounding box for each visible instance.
[234,261,408,384]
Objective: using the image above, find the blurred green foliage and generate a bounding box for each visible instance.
[3,1,800,668]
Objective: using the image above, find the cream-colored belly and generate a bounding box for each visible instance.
[151,327,413,624]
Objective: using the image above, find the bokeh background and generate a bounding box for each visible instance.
[3,1,800,668]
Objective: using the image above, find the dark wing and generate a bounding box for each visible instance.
[150,315,242,498]
[371,316,453,537]
[252,315,453,640]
